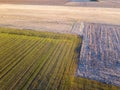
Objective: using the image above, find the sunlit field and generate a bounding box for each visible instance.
[0,28,120,90]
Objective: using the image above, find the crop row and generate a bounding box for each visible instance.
[0,28,120,90]
[78,23,120,86]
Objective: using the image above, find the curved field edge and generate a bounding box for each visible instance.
[0,28,120,90]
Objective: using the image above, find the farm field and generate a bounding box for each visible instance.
[0,4,120,34]
[0,0,69,5]
[0,0,120,8]
[66,1,120,8]
[0,28,120,90]
[78,23,120,86]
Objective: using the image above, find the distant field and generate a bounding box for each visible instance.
[0,4,120,34]
[66,1,120,8]
[0,0,120,8]
[0,28,120,90]
[0,0,69,5]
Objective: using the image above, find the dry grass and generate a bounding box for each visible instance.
[0,4,120,34]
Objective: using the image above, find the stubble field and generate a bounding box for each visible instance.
[78,23,120,86]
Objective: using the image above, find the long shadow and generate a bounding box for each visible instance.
[75,35,83,59]
[74,35,83,76]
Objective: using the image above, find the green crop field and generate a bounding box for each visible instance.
[0,28,120,90]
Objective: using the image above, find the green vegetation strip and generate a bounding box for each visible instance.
[0,28,120,90]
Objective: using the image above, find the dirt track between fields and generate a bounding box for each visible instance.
[0,4,120,34]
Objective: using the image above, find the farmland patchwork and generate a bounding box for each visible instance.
[0,28,120,90]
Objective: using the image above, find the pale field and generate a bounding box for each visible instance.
[66,2,120,8]
[0,4,120,34]
[0,0,69,5]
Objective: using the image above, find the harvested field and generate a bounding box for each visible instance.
[66,1,120,8]
[0,2,120,89]
[0,4,120,35]
[0,0,69,5]
[0,28,120,90]
[77,23,120,86]
[0,0,120,8]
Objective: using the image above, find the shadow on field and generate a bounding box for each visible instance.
[75,36,83,69]
[76,36,83,57]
